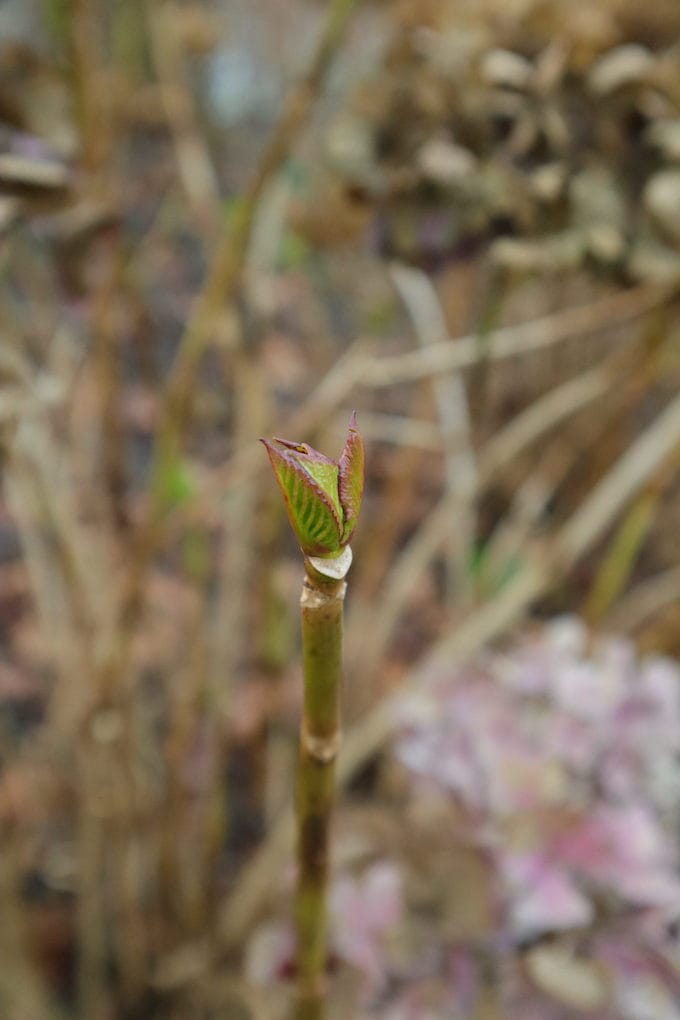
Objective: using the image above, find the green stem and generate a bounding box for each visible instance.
[293,556,348,1019]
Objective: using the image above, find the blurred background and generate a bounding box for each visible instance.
[0,0,679,1017]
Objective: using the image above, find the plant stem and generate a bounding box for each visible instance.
[293,551,350,1019]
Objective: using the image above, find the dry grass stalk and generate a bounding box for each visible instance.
[389,262,477,602]
[360,285,671,387]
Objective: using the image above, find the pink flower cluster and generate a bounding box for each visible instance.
[391,618,680,1018]
[396,618,680,940]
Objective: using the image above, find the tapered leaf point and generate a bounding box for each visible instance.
[260,415,364,558]
[338,411,365,544]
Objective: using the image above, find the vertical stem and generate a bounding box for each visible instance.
[294,558,348,1019]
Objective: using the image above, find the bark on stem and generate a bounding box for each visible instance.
[293,551,350,1019]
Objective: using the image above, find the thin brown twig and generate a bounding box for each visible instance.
[582,463,675,625]
[359,285,672,387]
[389,261,477,603]
[144,0,221,227]
[605,564,680,633]
[0,826,57,1018]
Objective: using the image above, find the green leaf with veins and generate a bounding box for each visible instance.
[261,416,364,558]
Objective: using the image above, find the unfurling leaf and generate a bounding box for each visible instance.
[261,415,364,558]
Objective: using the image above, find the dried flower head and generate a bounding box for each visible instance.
[260,413,364,558]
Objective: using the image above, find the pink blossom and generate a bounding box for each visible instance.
[503,853,594,936]
[330,861,402,990]
[549,804,680,906]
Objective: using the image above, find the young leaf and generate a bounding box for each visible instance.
[261,415,364,558]
[338,411,365,543]
[260,439,343,557]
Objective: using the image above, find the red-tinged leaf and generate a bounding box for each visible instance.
[338,411,365,543]
[260,438,342,556]
[261,416,364,557]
